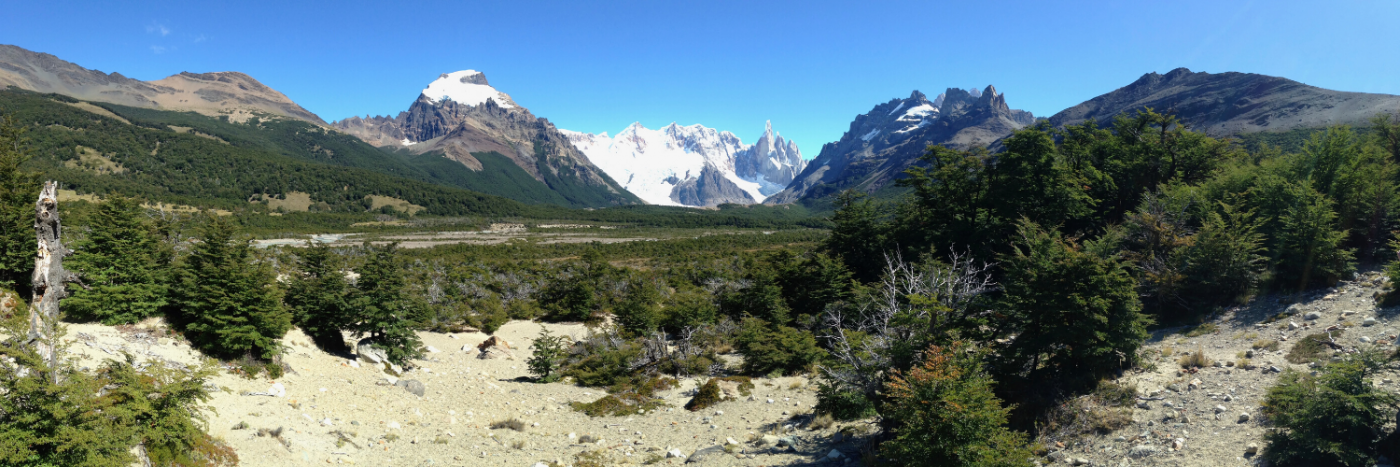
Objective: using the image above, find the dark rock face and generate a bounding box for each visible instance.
[767,85,1035,204]
[1048,67,1400,137]
[669,164,757,207]
[331,74,638,207]
[734,121,806,192]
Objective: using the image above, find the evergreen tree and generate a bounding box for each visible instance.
[527,327,568,383]
[824,190,888,282]
[998,220,1150,387]
[284,242,352,352]
[614,278,662,337]
[171,214,291,361]
[64,196,168,325]
[881,342,1033,467]
[0,114,40,293]
[351,242,423,365]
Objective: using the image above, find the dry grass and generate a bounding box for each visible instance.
[254,191,314,212]
[1178,347,1212,368]
[1252,339,1281,352]
[64,146,127,175]
[490,418,526,431]
[808,413,835,430]
[366,195,425,215]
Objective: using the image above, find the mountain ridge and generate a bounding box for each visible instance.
[0,44,325,125]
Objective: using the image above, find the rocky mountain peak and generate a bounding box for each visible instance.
[977,85,1009,113]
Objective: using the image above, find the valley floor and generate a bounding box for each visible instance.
[65,320,867,467]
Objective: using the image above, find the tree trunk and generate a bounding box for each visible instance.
[27,181,75,382]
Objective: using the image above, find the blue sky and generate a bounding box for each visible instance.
[3,0,1398,157]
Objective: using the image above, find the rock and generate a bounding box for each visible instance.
[321,418,333,426]
[388,421,402,430]
[1128,445,1157,458]
[716,380,743,399]
[725,437,739,445]
[425,345,441,353]
[1364,317,1377,326]
[1162,400,1174,408]
[268,382,286,398]
[1304,311,1322,320]
[348,359,360,368]
[1361,336,1373,343]
[1214,405,1227,413]
[666,448,686,459]
[384,375,399,386]
[394,379,425,397]
[1245,443,1259,455]
[777,436,799,448]
[714,410,724,416]
[1188,378,1202,390]
[832,431,845,442]
[1136,401,1150,409]
[1238,412,1251,423]
[1245,349,1255,358]
[477,336,515,359]
[357,339,388,364]
[1172,438,1184,450]
[1223,394,1233,402]
[1269,366,1282,373]
[686,445,724,463]
[756,434,780,447]
[827,449,844,459]
[1071,458,1090,466]
[1288,321,1300,330]
[461,344,473,352]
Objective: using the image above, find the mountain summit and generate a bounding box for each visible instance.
[766,85,1035,204]
[331,71,638,207]
[1049,68,1400,136]
[0,44,325,124]
[561,121,806,207]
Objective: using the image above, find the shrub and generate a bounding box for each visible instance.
[1286,331,1344,364]
[528,328,568,383]
[685,379,723,412]
[734,318,822,376]
[881,342,1033,467]
[815,384,878,420]
[1262,352,1397,466]
[562,335,641,388]
[1178,348,1212,368]
[489,418,526,431]
[614,280,662,337]
[350,242,423,365]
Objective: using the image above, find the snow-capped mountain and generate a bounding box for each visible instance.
[331,70,638,207]
[561,121,805,207]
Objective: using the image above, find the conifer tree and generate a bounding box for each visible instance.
[0,115,40,292]
[64,196,168,324]
[351,242,422,365]
[284,242,351,352]
[172,214,290,360]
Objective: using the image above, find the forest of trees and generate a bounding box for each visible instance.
[2,107,1400,466]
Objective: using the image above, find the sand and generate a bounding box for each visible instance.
[62,320,865,466]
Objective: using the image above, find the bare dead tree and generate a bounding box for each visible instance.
[27,181,84,383]
[819,249,996,398]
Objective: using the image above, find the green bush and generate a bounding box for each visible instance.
[685,379,723,412]
[614,280,662,337]
[734,318,822,376]
[350,242,423,365]
[563,337,641,388]
[881,343,1033,467]
[528,328,568,383]
[1262,352,1397,466]
[815,384,878,421]
[283,242,351,353]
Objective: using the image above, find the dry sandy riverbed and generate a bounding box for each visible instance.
[62,320,869,466]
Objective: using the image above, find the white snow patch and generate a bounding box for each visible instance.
[899,104,937,121]
[400,138,414,146]
[421,70,515,108]
[887,102,905,116]
[861,128,881,141]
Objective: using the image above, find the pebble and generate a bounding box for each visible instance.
[1128,445,1158,458]
[1364,317,1377,326]
[1214,405,1226,413]
[1361,336,1373,343]
[1304,311,1322,320]
[1238,413,1251,423]
[1136,401,1150,409]
[725,437,739,445]
[1172,438,1184,450]
[1288,321,1300,330]
[1245,443,1259,455]
[666,448,685,458]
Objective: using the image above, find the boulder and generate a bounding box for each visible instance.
[357,339,388,364]
[686,445,725,463]
[1304,311,1322,320]
[395,379,426,397]
[477,336,514,359]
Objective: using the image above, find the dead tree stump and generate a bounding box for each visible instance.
[27,181,80,379]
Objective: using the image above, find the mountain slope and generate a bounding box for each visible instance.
[766,86,1035,205]
[331,71,639,208]
[1048,67,1400,136]
[560,121,806,207]
[0,44,325,125]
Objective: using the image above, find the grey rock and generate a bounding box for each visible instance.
[1214,405,1227,413]
[357,339,387,364]
[1364,317,1377,326]
[1288,321,1300,330]
[777,436,799,448]
[666,448,686,459]
[1361,336,1373,343]
[827,449,844,459]
[1245,443,1259,455]
[394,379,425,397]
[1136,401,1150,409]
[1304,311,1322,320]
[755,434,780,447]
[1238,412,1251,423]
[686,446,725,464]
[1128,445,1158,458]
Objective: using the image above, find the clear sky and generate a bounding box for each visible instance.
[3,0,1398,158]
